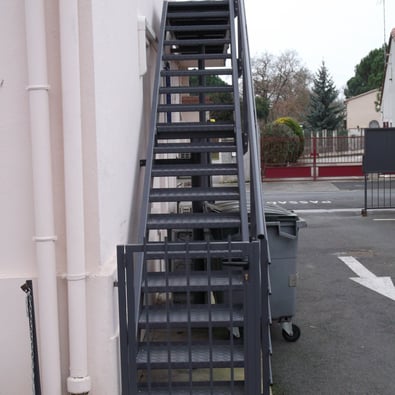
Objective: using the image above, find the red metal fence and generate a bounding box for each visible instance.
[261,134,365,180]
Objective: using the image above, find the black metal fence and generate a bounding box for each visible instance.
[363,173,395,215]
[362,128,395,214]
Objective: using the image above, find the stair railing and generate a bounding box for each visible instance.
[236,0,272,392]
[133,2,168,325]
[236,0,266,240]
[138,2,168,244]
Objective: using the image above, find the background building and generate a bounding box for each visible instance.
[345,89,381,134]
[381,28,395,127]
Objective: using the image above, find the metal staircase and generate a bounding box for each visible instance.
[117,0,271,393]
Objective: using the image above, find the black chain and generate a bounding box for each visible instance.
[21,280,42,395]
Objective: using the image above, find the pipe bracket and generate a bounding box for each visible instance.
[65,273,89,281]
[33,235,58,242]
[26,84,51,91]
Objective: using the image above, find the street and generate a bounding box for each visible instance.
[263,180,367,211]
[263,180,395,395]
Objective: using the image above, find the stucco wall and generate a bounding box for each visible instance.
[0,0,163,393]
[345,89,380,130]
[381,35,395,127]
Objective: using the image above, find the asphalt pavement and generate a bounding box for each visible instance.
[262,179,366,211]
[265,179,395,395]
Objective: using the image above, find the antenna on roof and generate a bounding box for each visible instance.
[382,0,386,47]
[378,0,387,63]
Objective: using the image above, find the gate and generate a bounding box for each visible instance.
[362,128,395,214]
[262,133,364,180]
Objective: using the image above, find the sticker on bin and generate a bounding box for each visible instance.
[288,273,298,287]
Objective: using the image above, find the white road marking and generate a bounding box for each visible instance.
[295,208,362,214]
[373,218,395,221]
[338,256,395,302]
[264,200,332,205]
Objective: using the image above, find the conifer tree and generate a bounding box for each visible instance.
[306,62,344,132]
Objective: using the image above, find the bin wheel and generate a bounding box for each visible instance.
[282,324,301,342]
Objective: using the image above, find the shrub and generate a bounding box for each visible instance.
[274,117,304,156]
[261,123,301,165]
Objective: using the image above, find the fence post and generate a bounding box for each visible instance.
[362,174,368,216]
[312,135,318,180]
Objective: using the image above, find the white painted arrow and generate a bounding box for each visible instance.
[338,256,395,301]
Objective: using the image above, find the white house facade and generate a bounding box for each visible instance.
[381,28,395,127]
[344,89,381,133]
[0,0,163,393]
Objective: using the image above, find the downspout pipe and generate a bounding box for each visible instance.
[58,0,91,393]
[24,0,62,394]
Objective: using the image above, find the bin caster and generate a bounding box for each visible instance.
[281,322,301,342]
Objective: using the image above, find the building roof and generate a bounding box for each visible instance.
[344,88,379,103]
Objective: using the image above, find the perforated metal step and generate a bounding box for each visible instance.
[151,163,238,177]
[149,187,239,202]
[160,68,233,77]
[156,122,235,139]
[143,271,243,292]
[147,213,240,229]
[154,142,236,154]
[157,103,234,113]
[136,344,244,368]
[137,385,245,395]
[159,86,233,95]
[139,305,244,327]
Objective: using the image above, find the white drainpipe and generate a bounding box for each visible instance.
[58,0,91,393]
[24,0,62,394]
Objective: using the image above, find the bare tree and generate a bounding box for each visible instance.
[252,50,312,123]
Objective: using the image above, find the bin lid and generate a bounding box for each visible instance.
[205,201,299,220]
[264,204,299,221]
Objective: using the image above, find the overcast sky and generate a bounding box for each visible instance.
[245,0,395,93]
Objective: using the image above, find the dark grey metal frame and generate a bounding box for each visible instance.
[362,128,395,215]
[117,0,271,393]
[118,240,265,394]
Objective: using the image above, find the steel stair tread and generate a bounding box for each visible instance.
[157,103,234,112]
[159,86,233,94]
[149,187,239,202]
[147,213,240,229]
[166,23,231,32]
[167,11,230,19]
[143,243,249,259]
[151,163,238,177]
[164,38,231,46]
[156,122,235,138]
[137,385,244,395]
[143,271,244,291]
[139,305,244,327]
[154,141,236,154]
[167,0,230,8]
[162,53,231,61]
[161,68,233,77]
[136,343,244,367]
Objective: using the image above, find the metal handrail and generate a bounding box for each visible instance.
[236,0,266,239]
[133,1,169,324]
[138,2,168,244]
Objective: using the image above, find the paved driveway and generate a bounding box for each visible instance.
[270,208,395,395]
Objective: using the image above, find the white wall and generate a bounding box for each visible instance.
[0,2,42,391]
[0,0,35,278]
[1,0,164,392]
[381,33,395,127]
[345,89,380,130]
[91,0,161,265]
